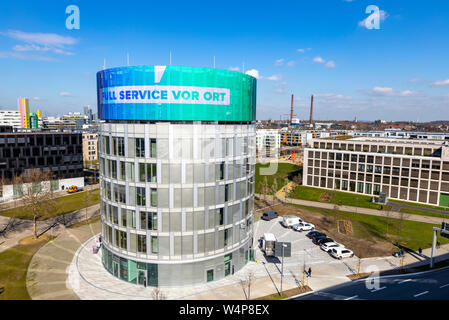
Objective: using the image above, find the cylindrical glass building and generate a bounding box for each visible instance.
[97,66,257,287]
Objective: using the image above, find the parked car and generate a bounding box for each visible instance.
[292,222,315,232]
[282,215,302,228]
[308,232,327,240]
[306,231,323,239]
[320,242,345,252]
[261,210,278,221]
[315,237,334,245]
[330,247,355,259]
[312,236,328,244]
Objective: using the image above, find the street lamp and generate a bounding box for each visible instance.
[280,243,287,297]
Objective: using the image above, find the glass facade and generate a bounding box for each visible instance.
[99,122,256,286]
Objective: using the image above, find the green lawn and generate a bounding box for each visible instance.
[0,235,53,300]
[291,203,449,251]
[389,199,448,211]
[291,185,383,210]
[399,207,446,219]
[0,189,100,220]
[255,163,301,194]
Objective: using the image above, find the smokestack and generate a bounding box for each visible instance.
[290,94,294,124]
[309,94,314,126]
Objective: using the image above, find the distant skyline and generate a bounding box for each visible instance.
[1,0,449,121]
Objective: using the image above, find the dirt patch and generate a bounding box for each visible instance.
[261,202,395,258]
[319,192,332,202]
[18,234,54,246]
[347,272,374,280]
[255,285,312,300]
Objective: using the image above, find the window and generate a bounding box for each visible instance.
[219,162,225,180]
[218,208,224,225]
[120,161,126,180]
[225,184,229,202]
[136,187,146,206]
[224,229,230,246]
[140,211,158,230]
[126,210,136,228]
[119,231,127,250]
[151,236,158,254]
[206,269,214,282]
[126,162,135,181]
[139,163,157,182]
[149,138,157,158]
[137,235,147,253]
[117,137,125,156]
[150,188,157,206]
[136,138,145,157]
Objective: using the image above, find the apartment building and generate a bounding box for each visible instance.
[83,132,98,162]
[256,129,281,159]
[303,137,449,206]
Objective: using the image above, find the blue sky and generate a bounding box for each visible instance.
[1,0,449,121]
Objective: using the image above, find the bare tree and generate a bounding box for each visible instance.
[239,270,255,300]
[13,169,57,239]
[151,287,166,300]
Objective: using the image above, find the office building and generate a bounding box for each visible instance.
[303,137,449,206]
[83,132,98,162]
[0,131,84,201]
[97,65,256,287]
[0,110,21,128]
[256,129,281,159]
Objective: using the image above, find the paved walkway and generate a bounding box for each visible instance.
[0,204,100,254]
[388,201,448,216]
[257,194,444,225]
[27,222,101,300]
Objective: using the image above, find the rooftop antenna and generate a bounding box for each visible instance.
[103,58,106,70]
[169,50,172,65]
[127,52,130,66]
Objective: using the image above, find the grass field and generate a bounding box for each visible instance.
[390,199,448,211]
[291,203,449,251]
[0,189,100,220]
[255,163,301,194]
[291,185,383,210]
[0,235,53,300]
[399,207,446,219]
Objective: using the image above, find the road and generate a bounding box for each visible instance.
[293,267,449,300]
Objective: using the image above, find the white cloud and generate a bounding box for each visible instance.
[245,69,260,79]
[274,58,284,66]
[364,87,419,97]
[286,60,295,67]
[59,92,74,97]
[325,60,336,68]
[430,79,449,87]
[409,77,419,83]
[313,56,325,63]
[0,30,77,58]
[32,97,41,101]
[358,10,388,28]
[228,66,240,72]
[297,48,311,53]
[265,74,282,81]
[1,30,77,47]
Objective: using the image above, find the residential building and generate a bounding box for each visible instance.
[83,132,98,162]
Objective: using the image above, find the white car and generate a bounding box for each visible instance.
[282,215,302,228]
[320,242,344,252]
[330,247,354,259]
[292,222,315,232]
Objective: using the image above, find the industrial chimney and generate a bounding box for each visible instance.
[290,94,294,124]
[309,94,314,126]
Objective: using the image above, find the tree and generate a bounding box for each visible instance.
[13,169,56,239]
[151,287,166,300]
[239,270,255,300]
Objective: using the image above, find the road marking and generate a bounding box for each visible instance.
[439,284,449,288]
[414,291,429,297]
[398,279,412,284]
[371,286,387,293]
[345,295,358,300]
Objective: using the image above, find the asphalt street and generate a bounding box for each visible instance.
[294,267,449,300]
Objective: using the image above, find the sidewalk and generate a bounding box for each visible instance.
[257,194,443,225]
[0,203,100,254]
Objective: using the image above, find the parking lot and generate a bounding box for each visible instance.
[253,214,363,283]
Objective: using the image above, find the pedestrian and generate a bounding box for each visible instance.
[419,247,422,256]
[437,241,441,249]
[308,267,312,278]
[99,235,102,243]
